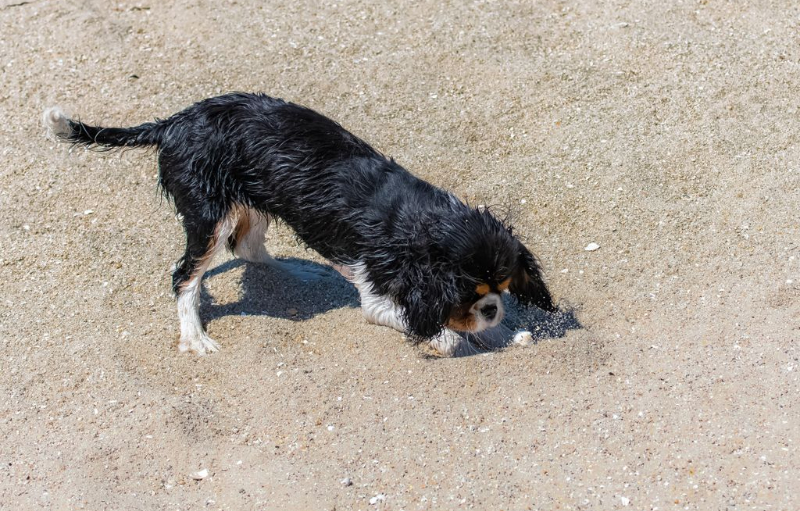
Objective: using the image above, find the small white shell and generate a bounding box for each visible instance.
[190,468,209,480]
[513,331,534,346]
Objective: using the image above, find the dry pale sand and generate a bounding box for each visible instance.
[1,0,798,509]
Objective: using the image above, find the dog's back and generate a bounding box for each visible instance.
[45,93,418,263]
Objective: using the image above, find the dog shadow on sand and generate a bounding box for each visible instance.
[200,258,359,323]
[199,258,581,354]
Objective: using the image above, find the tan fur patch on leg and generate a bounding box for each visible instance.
[231,204,252,248]
[179,217,233,293]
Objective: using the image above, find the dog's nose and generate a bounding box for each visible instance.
[480,304,498,320]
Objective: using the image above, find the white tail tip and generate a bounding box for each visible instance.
[43,106,72,138]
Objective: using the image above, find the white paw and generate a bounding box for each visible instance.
[429,330,484,357]
[513,330,534,347]
[179,334,221,355]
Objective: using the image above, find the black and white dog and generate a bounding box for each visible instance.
[44,93,555,356]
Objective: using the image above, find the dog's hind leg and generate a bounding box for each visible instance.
[229,206,327,281]
[173,213,235,355]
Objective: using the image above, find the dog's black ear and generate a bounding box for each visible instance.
[510,243,556,312]
[399,270,459,340]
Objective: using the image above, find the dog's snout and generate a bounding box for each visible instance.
[480,303,498,320]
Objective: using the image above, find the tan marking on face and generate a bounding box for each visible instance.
[447,314,477,332]
[447,302,478,332]
[497,277,511,292]
[475,283,490,296]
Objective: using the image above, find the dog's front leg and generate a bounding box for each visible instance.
[428,329,481,357]
[351,270,467,356]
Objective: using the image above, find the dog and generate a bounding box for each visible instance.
[44,93,555,356]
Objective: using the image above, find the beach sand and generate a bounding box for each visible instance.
[1,0,798,509]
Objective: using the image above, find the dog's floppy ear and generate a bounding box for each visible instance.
[399,269,459,340]
[510,243,556,312]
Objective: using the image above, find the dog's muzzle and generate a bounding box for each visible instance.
[480,303,498,321]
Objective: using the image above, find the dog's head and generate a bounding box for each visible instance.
[396,206,556,339]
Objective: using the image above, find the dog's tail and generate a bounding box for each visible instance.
[43,107,166,149]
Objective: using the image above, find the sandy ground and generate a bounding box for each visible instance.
[1,0,798,509]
